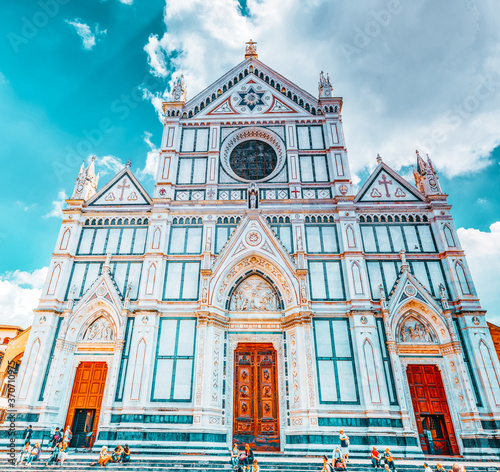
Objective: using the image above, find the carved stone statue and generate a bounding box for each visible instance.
[83,317,113,341]
[248,183,258,209]
[172,74,187,102]
[229,275,280,312]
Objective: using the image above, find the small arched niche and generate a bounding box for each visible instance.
[227,273,283,312]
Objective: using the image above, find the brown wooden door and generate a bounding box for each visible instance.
[233,343,280,451]
[65,362,108,446]
[407,364,459,455]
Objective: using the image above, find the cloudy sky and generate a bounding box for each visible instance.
[0,0,499,327]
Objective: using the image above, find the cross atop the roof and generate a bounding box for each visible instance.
[245,39,258,58]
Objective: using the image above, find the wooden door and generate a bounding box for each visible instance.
[233,343,280,451]
[65,362,107,446]
[407,364,459,455]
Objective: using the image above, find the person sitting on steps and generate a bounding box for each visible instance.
[321,454,334,472]
[45,441,62,466]
[90,446,111,467]
[384,448,396,471]
[231,443,240,469]
[333,446,346,471]
[371,446,381,468]
[112,445,123,462]
[121,444,131,463]
[243,444,254,472]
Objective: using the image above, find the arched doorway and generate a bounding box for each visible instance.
[233,343,280,451]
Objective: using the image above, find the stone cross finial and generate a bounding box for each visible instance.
[399,250,409,272]
[125,282,133,300]
[245,39,258,58]
[376,154,383,164]
[103,252,112,272]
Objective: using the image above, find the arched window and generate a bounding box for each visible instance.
[351,262,363,295]
[152,227,161,250]
[479,340,500,405]
[130,338,146,401]
[363,339,381,403]
[146,263,157,295]
[47,264,61,296]
[455,261,471,295]
[444,225,456,247]
[60,228,70,250]
[346,225,356,248]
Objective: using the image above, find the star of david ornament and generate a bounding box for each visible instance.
[238,87,266,111]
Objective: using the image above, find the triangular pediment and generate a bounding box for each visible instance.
[185,57,325,120]
[388,268,442,315]
[355,163,425,203]
[71,268,123,314]
[195,75,312,119]
[87,167,152,206]
[212,214,297,275]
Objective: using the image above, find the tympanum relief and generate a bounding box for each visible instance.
[399,317,436,343]
[83,317,113,341]
[229,275,280,311]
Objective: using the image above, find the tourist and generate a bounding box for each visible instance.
[231,443,240,469]
[45,441,61,466]
[26,441,41,465]
[252,459,260,472]
[243,444,254,472]
[91,446,111,467]
[16,442,31,465]
[112,445,123,462]
[121,444,131,463]
[23,425,33,446]
[424,462,433,472]
[333,446,346,471]
[339,430,350,462]
[435,463,446,472]
[56,440,69,467]
[62,425,72,444]
[384,448,396,471]
[51,428,61,449]
[371,447,381,468]
[321,454,333,472]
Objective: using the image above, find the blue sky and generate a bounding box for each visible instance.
[0,0,499,327]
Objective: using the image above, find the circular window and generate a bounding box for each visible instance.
[229,140,277,181]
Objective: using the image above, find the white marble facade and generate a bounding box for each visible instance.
[7,45,500,458]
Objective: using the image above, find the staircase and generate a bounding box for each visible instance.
[1,454,499,472]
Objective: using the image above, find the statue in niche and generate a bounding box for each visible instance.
[399,317,434,343]
[248,183,258,209]
[229,275,280,312]
[83,317,113,341]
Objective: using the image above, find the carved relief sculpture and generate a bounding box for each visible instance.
[399,317,435,343]
[229,275,280,311]
[83,317,113,341]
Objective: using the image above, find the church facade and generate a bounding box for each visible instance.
[8,43,500,457]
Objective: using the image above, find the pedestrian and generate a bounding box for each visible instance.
[26,440,41,464]
[121,444,131,463]
[45,441,61,466]
[252,459,260,472]
[371,447,381,468]
[333,446,346,471]
[424,463,433,472]
[231,443,240,469]
[384,448,396,471]
[436,463,446,472]
[90,446,111,467]
[112,445,123,462]
[16,442,31,465]
[62,425,72,444]
[51,427,61,449]
[339,430,350,462]
[243,444,254,472]
[23,425,33,446]
[322,454,333,472]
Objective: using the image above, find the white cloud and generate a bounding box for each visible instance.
[137,132,160,179]
[144,0,500,178]
[93,154,125,175]
[458,222,500,325]
[43,190,67,219]
[0,268,48,328]
[65,19,107,50]
[119,0,133,4]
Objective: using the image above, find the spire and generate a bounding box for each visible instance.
[172,75,187,102]
[414,149,443,196]
[245,39,258,58]
[71,156,99,201]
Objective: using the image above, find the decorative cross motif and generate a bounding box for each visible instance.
[117,178,130,201]
[291,187,301,198]
[245,39,257,57]
[378,174,393,197]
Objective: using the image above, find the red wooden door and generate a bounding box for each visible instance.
[233,344,280,451]
[65,362,108,445]
[407,364,459,455]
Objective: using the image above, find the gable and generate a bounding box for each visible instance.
[356,164,424,203]
[195,75,311,119]
[88,168,151,206]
